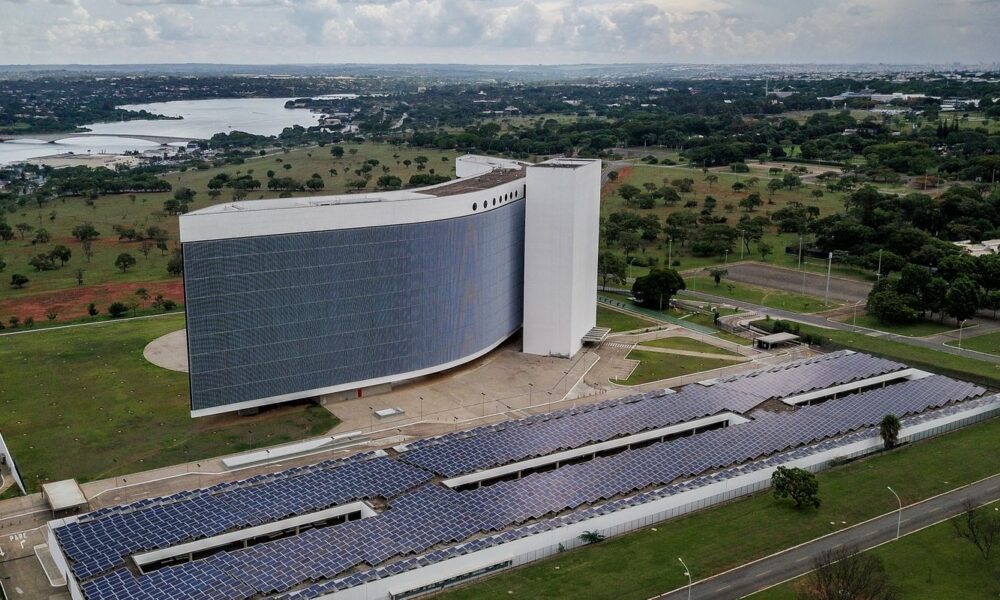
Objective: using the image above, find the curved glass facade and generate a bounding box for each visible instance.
[183,200,525,413]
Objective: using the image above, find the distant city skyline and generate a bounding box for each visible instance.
[1,0,998,66]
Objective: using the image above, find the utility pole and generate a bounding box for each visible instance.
[797,235,803,271]
[876,249,883,282]
[668,237,673,267]
[824,252,833,307]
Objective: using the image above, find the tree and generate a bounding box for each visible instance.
[32,228,50,245]
[166,248,184,276]
[739,192,763,212]
[771,466,820,509]
[28,253,56,271]
[87,303,98,317]
[0,222,13,244]
[796,546,898,600]
[376,174,402,190]
[607,170,618,182]
[944,276,980,325]
[0,257,5,273]
[879,414,901,450]
[140,240,153,259]
[45,308,57,321]
[156,241,169,256]
[598,252,627,289]
[15,223,33,240]
[731,181,746,193]
[767,178,783,197]
[578,531,605,544]
[708,267,728,286]
[71,223,100,242]
[758,241,774,262]
[75,268,84,285]
[330,145,345,158]
[115,253,137,273]
[619,231,641,259]
[50,244,71,266]
[107,302,129,318]
[631,269,685,310]
[135,288,149,306]
[10,273,28,289]
[617,183,641,206]
[952,499,1000,561]
[306,176,325,191]
[174,187,197,203]
[704,173,718,187]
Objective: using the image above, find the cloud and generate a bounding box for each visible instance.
[1,0,998,64]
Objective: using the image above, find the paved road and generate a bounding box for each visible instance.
[654,474,1000,599]
[680,289,1000,366]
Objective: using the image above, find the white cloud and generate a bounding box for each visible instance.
[0,0,997,64]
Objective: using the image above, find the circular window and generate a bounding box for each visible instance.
[493,199,497,206]
[472,202,478,211]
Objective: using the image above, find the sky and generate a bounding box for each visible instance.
[0,0,998,66]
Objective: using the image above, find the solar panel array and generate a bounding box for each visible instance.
[276,390,1000,600]
[399,351,905,476]
[67,370,989,600]
[56,453,432,582]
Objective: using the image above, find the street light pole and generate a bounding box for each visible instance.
[668,237,673,267]
[797,235,803,271]
[887,486,902,539]
[958,319,968,349]
[678,557,692,600]
[876,249,883,282]
[824,252,833,307]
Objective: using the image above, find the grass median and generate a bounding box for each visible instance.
[438,415,1000,600]
[618,349,740,385]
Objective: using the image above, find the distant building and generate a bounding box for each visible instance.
[954,239,1000,257]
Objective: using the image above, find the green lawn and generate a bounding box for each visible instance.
[754,319,1000,384]
[0,315,340,492]
[946,330,1000,356]
[836,313,957,337]
[685,276,836,313]
[618,349,739,385]
[638,336,741,357]
[596,305,656,332]
[751,518,999,600]
[439,415,1000,600]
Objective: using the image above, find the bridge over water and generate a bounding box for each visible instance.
[0,132,204,145]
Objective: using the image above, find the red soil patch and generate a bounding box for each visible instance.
[601,165,634,198]
[0,280,184,321]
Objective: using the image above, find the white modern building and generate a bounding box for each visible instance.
[178,155,600,416]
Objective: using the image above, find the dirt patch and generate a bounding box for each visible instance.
[0,280,184,321]
[602,165,634,197]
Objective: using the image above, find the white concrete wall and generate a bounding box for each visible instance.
[455,155,525,178]
[522,159,601,357]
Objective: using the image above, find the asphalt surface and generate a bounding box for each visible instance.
[723,263,872,304]
[654,474,1000,599]
[680,289,1000,366]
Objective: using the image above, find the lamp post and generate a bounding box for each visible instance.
[668,237,673,267]
[824,252,833,307]
[853,300,863,328]
[958,319,969,349]
[887,486,902,539]
[678,557,692,600]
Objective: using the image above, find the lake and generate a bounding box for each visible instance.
[0,97,321,165]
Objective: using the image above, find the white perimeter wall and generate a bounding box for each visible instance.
[522,159,601,357]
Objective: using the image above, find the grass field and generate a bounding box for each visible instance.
[0,143,460,321]
[836,313,958,337]
[750,518,999,600]
[638,336,741,357]
[618,349,739,385]
[596,305,656,332]
[440,415,1000,600]
[685,276,836,313]
[0,315,340,491]
[946,330,1000,356]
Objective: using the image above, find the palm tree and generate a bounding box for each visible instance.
[880,414,901,450]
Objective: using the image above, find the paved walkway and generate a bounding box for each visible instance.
[653,473,1000,599]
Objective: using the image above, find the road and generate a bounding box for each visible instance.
[0,132,200,144]
[654,473,1000,599]
[680,289,1000,366]
[722,263,872,304]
